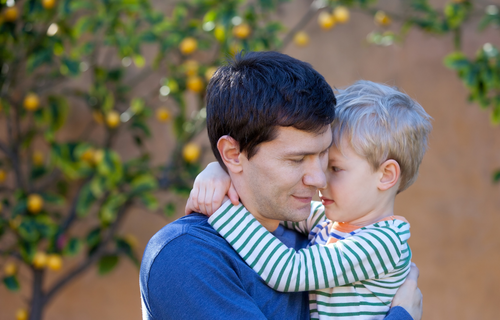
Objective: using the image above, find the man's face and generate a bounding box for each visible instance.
[238,126,332,226]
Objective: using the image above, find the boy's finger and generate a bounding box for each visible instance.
[228,183,240,205]
[205,186,214,216]
[406,263,420,283]
[212,188,226,214]
[198,184,207,215]
[191,186,200,212]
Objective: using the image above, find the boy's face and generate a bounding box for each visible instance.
[319,137,383,226]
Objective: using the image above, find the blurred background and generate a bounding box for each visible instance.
[0,0,499,319]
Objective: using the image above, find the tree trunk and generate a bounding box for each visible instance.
[29,269,46,320]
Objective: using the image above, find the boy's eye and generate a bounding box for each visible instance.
[331,166,341,172]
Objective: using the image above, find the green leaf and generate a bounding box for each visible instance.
[102,91,115,113]
[86,228,101,249]
[139,192,159,210]
[3,275,20,292]
[97,151,123,187]
[73,16,96,38]
[98,255,119,275]
[163,202,176,217]
[63,238,82,256]
[41,192,65,205]
[99,193,127,224]
[203,10,218,23]
[444,52,470,71]
[493,170,500,183]
[130,174,158,194]
[90,175,106,198]
[18,219,40,242]
[131,119,151,137]
[19,241,36,263]
[26,49,52,73]
[62,57,80,76]
[34,215,58,238]
[116,238,140,267]
[76,183,97,217]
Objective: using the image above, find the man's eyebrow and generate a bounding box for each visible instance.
[282,146,332,157]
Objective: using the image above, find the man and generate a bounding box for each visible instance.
[140,51,422,319]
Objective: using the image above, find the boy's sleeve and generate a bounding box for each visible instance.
[281,201,326,235]
[208,201,410,292]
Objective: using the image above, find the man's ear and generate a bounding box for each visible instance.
[217,135,243,174]
[378,159,401,191]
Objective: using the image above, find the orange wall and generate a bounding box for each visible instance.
[2,1,500,319]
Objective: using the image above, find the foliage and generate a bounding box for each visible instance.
[0,0,290,319]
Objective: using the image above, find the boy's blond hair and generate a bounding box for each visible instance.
[332,80,432,192]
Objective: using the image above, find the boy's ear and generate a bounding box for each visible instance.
[378,159,401,191]
[217,135,243,174]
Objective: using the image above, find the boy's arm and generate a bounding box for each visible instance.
[185,161,239,216]
[281,201,326,236]
[209,201,410,292]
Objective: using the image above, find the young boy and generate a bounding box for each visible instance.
[187,80,432,319]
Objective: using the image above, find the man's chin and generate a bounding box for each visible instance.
[283,206,311,222]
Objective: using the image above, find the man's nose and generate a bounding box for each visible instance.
[303,158,327,189]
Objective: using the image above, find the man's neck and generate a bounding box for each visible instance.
[239,198,280,232]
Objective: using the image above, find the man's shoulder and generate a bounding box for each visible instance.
[142,213,223,261]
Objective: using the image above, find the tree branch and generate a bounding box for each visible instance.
[44,201,132,303]
[279,0,326,51]
[0,141,25,190]
[58,177,93,235]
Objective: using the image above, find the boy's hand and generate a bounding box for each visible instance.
[392,263,423,320]
[185,162,240,216]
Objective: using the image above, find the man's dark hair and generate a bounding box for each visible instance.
[206,51,336,170]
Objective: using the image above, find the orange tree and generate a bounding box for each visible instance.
[0,0,293,319]
[1,0,499,319]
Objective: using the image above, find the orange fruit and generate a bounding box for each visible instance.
[80,149,95,163]
[183,60,199,77]
[16,309,28,320]
[318,12,336,30]
[4,262,17,276]
[3,7,18,22]
[0,169,6,183]
[33,251,48,269]
[205,67,218,81]
[42,0,56,9]
[293,31,309,47]
[333,6,350,24]
[93,149,105,165]
[179,37,197,55]
[375,11,392,26]
[233,23,251,39]
[23,93,40,111]
[32,151,44,167]
[47,254,63,271]
[186,76,204,93]
[183,143,201,163]
[156,107,171,122]
[105,111,120,128]
[27,194,44,214]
